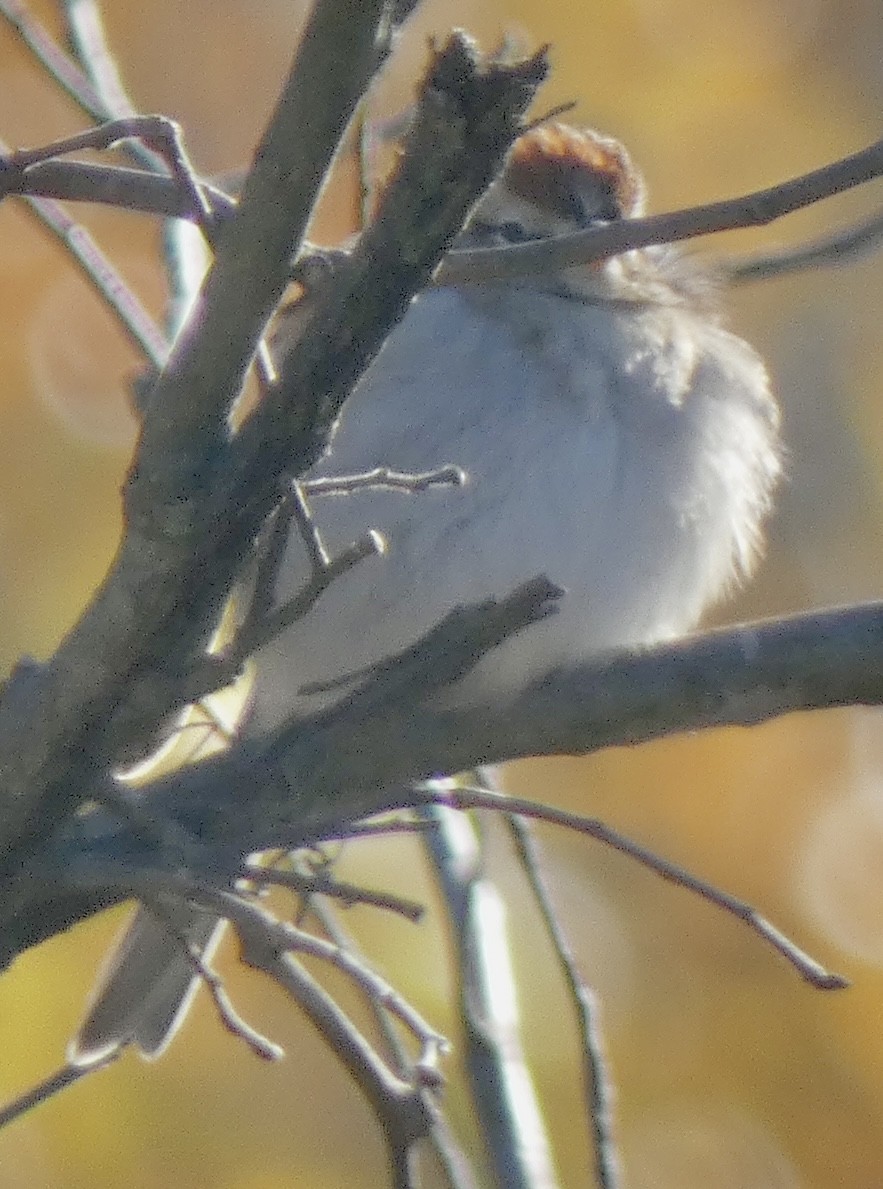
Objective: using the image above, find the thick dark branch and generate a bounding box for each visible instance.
[65,597,883,859]
[0,27,545,857]
[183,598,883,847]
[129,0,398,516]
[3,596,881,970]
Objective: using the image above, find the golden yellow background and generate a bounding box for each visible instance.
[0,1,881,1185]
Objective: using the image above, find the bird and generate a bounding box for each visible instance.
[69,122,782,1064]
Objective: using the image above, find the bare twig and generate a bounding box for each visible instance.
[505,807,620,1189]
[429,785,846,991]
[199,959,283,1060]
[437,136,883,285]
[245,532,387,652]
[0,1056,118,1129]
[292,480,331,571]
[305,464,467,496]
[138,894,282,1061]
[723,205,883,283]
[289,856,480,1189]
[284,923,449,1057]
[64,0,137,118]
[242,860,426,923]
[0,0,106,120]
[6,116,210,220]
[0,136,169,367]
[0,9,198,367]
[290,856,480,1188]
[0,157,234,218]
[181,526,387,703]
[313,816,434,842]
[1,0,165,173]
[267,950,435,1161]
[177,935,283,1061]
[425,801,562,1188]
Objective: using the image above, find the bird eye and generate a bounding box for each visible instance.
[564,184,621,227]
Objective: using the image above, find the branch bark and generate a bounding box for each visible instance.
[0,25,547,862]
[2,592,881,968]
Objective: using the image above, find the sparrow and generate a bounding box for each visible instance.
[69,123,782,1064]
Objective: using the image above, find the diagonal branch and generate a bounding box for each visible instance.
[48,596,883,871]
[0,25,547,858]
[437,135,883,285]
[4,593,882,973]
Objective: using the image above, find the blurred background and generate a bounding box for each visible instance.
[0,0,882,1185]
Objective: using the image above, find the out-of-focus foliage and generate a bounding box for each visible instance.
[0,1,882,1186]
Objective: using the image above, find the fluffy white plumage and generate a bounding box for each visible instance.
[71,124,781,1064]
[251,126,780,729]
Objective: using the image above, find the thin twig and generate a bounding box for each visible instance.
[0,0,162,171]
[291,855,420,1055]
[200,960,283,1060]
[245,531,387,653]
[0,0,106,120]
[308,816,435,842]
[248,496,296,621]
[7,116,210,221]
[305,464,467,496]
[0,137,169,367]
[390,1140,418,1189]
[64,0,137,117]
[268,946,433,1141]
[0,1056,118,1129]
[424,800,562,1189]
[505,807,621,1189]
[0,0,182,371]
[284,923,449,1056]
[293,480,331,571]
[428,786,847,991]
[289,855,479,1188]
[242,861,426,923]
[436,136,883,285]
[722,205,883,283]
[0,157,234,219]
[181,527,387,703]
[133,891,282,1061]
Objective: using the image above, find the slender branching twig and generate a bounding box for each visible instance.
[723,205,883,282]
[427,785,846,991]
[505,807,621,1189]
[424,800,562,1189]
[0,1056,118,1129]
[242,860,426,923]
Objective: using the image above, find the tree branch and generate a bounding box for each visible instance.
[0,27,547,860]
[438,135,883,285]
[1,592,878,969]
